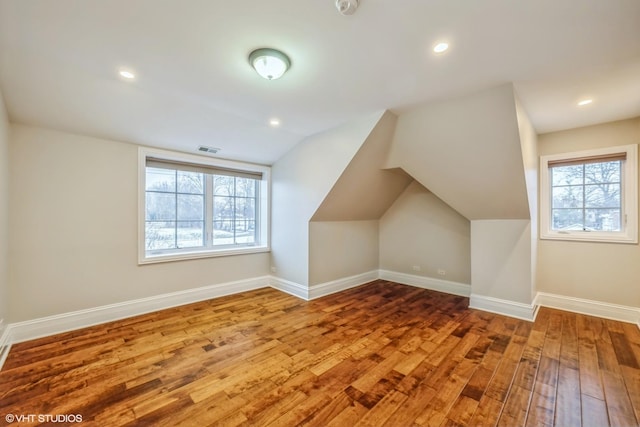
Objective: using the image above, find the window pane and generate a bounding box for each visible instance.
[234,198,255,219]
[552,209,583,230]
[146,167,176,192]
[213,196,234,220]
[213,220,234,245]
[177,171,204,194]
[213,175,234,196]
[551,165,583,186]
[235,220,255,244]
[585,209,621,232]
[552,186,583,209]
[235,178,256,197]
[584,161,620,185]
[585,183,620,209]
[146,193,176,221]
[145,221,176,250]
[177,221,204,248]
[177,194,204,221]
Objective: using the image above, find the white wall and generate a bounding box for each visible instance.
[388,83,529,220]
[309,220,378,285]
[515,97,539,300]
[537,117,640,307]
[270,112,384,286]
[8,125,270,322]
[0,87,9,326]
[471,220,533,305]
[311,111,412,221]
[379,181,470,284]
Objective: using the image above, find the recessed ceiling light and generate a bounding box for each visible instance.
[577,99,593,106]
[269,118,281,127]
[433,42,449,54]
[118,69,136,80]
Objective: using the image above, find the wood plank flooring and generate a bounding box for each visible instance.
[1,280,639,426]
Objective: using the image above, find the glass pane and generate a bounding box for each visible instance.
[551,185,583,209]
[213,196,234,220]
[584,183,620,209]
[551,165,583,186]
[235,221,256,244]
[145,221,176,250]
[585,209,621,232]
[145,192,176,220]
[213,175,234,196]
[235,178,256,198]
[177,171,204,194]
[552,209,583,230]
[177,194,204,221]
[213,220,234,245]
[584,161,620,184]
[177,221,204,248]
[235,198,255,220]
[146,167,176,192]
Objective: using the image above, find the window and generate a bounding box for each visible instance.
[540,144,637,243]
[139,148,270,263]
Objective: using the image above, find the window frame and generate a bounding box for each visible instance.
[539,144,638,244]
[138,147,270,264]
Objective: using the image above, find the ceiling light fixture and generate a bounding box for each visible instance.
[249,48,291,80]
[577,99,593,106]
[433,42,449,53]
[269,118,281,127]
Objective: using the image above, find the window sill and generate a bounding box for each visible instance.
[139,245,270,265]
[540,231,638,244]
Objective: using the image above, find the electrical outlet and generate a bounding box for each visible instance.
[270,266,277,273]
[412,265,421,272]
[437,269,446,276]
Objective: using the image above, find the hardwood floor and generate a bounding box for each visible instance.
[1,280,639,426]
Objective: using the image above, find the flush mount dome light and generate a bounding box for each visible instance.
[249,48,290,80]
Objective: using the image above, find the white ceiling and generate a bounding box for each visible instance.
[0,0,639,165]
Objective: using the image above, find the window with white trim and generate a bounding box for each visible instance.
[540,144,638,243]
[139,148,270,263]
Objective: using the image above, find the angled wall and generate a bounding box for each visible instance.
[515,96,539,301]
[311,111,412,221]
[387,83,530,220]
[388,84,537,315]
[307,111,413,286]
[271,111,386,286]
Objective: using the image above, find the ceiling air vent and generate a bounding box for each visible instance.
[197,145,220,154]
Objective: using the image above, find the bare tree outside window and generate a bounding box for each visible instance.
[550,160,621,231]
[145,167,258,252]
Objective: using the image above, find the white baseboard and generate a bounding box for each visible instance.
[269,276,309,300]
[309,270,379,299]
[7,276,271,346]
[379,270,471,297]
[469,294,538,322]
[535,292,640,326]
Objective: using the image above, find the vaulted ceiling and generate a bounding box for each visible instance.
[0,0,639,164]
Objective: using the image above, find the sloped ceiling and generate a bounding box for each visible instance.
[311,111,413,221]
[0,1,638,164]
[387,84,529,220]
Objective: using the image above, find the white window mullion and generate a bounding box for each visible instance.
[205,174,214,248]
